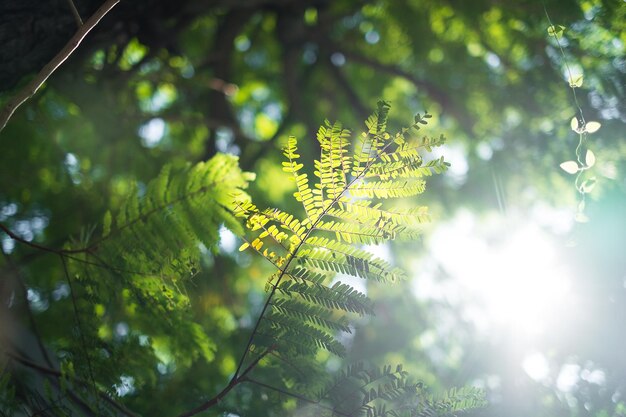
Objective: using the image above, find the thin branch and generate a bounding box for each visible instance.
[324,56,370,123]
[0,223,72,255]
[329,43,474,133]
[242,377,352,417]
[174,349,272,417]
[0,0,121,133]
[1,181,232,258]
[5,350,139,417]
[60,255,99,409]
[268,350,307,379]
[65,0,84,27]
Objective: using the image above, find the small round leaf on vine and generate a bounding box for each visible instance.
[584,121,601,134]
[585,149,596,167]
[560,161,580,174]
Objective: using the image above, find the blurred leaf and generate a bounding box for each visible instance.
[547,24,565,37]
[581,177,596,193]
[585,121,601,134]
[585,149,596,167]
[568,74,583,88]
[560,161,579,174]
[575,211,590,223]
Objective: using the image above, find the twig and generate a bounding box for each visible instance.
[0,223,79,255]
[65,0,84,27]
[324,54,370,122]
[60,255,99,411]
[242,377,352,417]
[0,0,121,133]
[5,350,139,417]
[328,42,474,132]
[174,349,272,417]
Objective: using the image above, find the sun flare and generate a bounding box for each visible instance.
[415,209,574,337]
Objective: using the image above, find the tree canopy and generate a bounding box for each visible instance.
[1,0,625,416]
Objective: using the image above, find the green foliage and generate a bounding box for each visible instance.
[234,102,483,415]
[58,153,255,402]
[1,2,625,416]
[236,101,447,358]
[545,13,604,223]
[93,153,254,277]
[297,363,486,417]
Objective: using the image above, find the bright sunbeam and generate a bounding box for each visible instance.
[414,209,575,337]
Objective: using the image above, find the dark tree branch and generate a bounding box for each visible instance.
[60,255,100,409]
[175,348,272,417]
[324,55,370,122]
[0,223,59,255]
[242,377,352,417]
[331,43,475,133]
[65,0,84,27]
[0,0,121,133]
[5,350,139,417]
[202,8,255,160]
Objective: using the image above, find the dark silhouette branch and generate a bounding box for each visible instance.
[324,55,370,122]
[5,350,139,417]
[174,348,272,417]
[330,43,474,132]
[0,223,77,255]
[0,0,121,133]
[65,0,84,27]
[60,255,99,408]
[1,180,233,258]
[243,377,353,417]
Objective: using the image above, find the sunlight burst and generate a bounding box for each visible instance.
[415,210,574,337]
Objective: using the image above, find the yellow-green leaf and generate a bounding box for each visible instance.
[584,121,601,134]
[547,24,565,37]
[570,117,579,132]
[585,149,596,167]
[560,161,579,174]
[239,242,250,251]
[568,74,583,88]
[581,177,596,193]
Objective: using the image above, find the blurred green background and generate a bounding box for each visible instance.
[1,0,625,416]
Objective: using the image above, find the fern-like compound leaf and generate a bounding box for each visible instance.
[296,363,486,417]
[65,154,254,378]
[237,101,448,362]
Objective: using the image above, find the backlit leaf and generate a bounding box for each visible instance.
[581,177,596,193]
[584,121,601,134]
[560,161,579,174]
[547,25,565,37]
[585,149,596,167]
[568,74,583,88]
